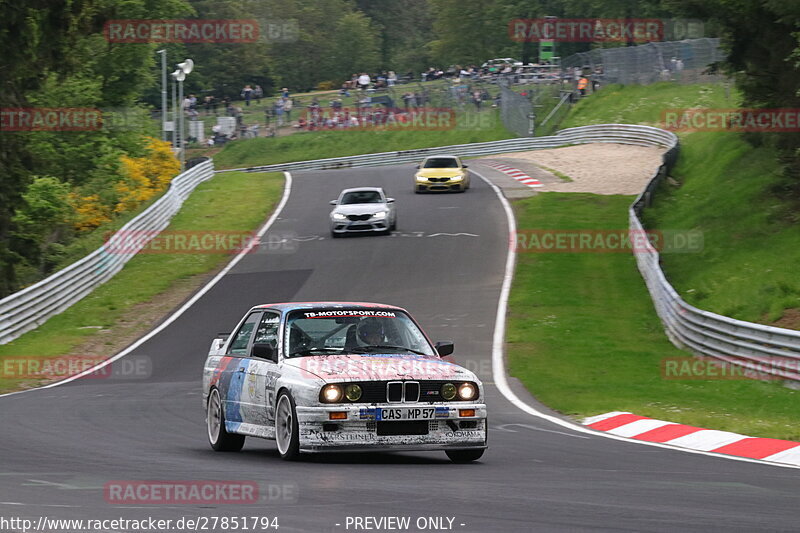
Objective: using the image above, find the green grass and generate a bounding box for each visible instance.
[643,132,800,324]
[560,81,800,325]
[507,193,800,440]
[0,171,284,393]
[561,82,737,128]
[212,110,513,169]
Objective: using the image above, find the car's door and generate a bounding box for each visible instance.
[242,311,282,428]
[221,310,261,429]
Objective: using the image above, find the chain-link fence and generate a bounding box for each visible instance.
[499,85,533,137]
[562,38,723,86]
[500,38,724,137]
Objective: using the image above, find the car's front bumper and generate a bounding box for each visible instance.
[415,178,466,192]
[330,218,389,234]
[296,403,487,452]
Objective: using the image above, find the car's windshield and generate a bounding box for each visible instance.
[423,158,459,168]
[284,309,435,357]
[340,191,383,204]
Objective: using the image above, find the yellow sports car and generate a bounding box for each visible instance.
[414,155,471,193]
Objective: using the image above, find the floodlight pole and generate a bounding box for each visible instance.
[157,49,167,141]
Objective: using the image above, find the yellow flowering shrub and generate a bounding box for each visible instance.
[70,193,112,232]
[114,138,180,213]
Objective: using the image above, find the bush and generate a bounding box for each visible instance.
[316,81,338,91]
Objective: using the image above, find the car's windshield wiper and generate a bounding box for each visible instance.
[350,345,428,356]
[288,347,340,357]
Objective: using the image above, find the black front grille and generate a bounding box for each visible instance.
[377,421,429,436]
[347,214,371,221]
[405,382,420,402]
[429,177,450,182]
[387,382,403,402]
[348,224,372,230]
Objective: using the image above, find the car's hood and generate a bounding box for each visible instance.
[332,204,388,215]
[283,353,475,382]
[416,168,464,178]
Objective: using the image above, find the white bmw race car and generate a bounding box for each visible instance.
[202,302,487,462]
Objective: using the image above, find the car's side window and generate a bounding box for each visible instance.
[228,312,261,355]
[253,312,280,357]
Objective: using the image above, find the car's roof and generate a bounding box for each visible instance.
[339,187,383,194]
[422,154,458,159]
[252,301,405,312]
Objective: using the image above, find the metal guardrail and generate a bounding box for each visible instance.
[627,128,800,383]
[3,125,798,384]
[225,124,676,175]
[0,160,215,344]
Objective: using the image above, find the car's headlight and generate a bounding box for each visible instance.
[332,213,347,220]
[451,173,464,181]
[457,382,478,401]
[415,174,428,181]
[320,384,343,403]
[441,383,457,400]
[345,384,362,402]
[372,211,387,219]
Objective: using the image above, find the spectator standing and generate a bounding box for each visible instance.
[254,85,263,104]
[387,71,397,86]
[281,87,290,98]
[274,98,285,126]
[358,72,371,91]
[241,85,253,106]
[577,76,588,97]
[282,97,293,123]
[472,90,482,111]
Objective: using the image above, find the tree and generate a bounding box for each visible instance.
[330,12,381,80]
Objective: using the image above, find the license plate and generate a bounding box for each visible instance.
[378,407,436,421]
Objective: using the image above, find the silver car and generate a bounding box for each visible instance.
[329,187,397,237]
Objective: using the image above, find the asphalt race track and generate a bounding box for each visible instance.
[0,165,798,532]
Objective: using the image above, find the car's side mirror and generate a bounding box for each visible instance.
[329,200,338,205]
[252,343,277,362]
[462,165,469,168]
[415,164,420,168]
[435,341,454,356]
[386,198,395,203]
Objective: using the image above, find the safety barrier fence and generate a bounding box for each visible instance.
[0,160,215,344]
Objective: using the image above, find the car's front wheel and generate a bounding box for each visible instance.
[207,388,245,452]
[275,391,300,460]
[445,449,484,463]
